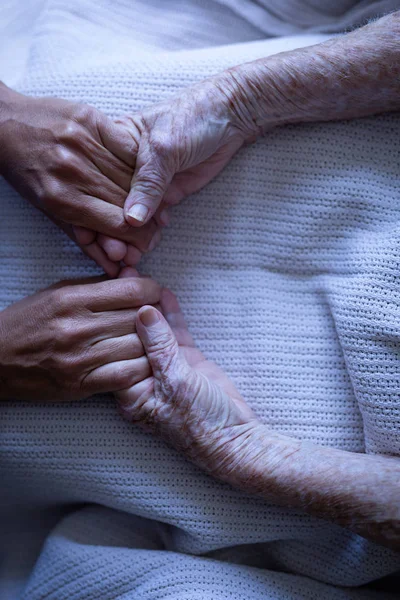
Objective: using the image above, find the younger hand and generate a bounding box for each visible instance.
[0,83,165,275]
[0,275,161,401]
[116,290,258,478]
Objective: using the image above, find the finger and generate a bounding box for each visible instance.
[90,333,144,367]
[81,171,128,209]
[123,245,142,267]
[71,107,137,178]
[119,266,140,278]
[97,235,128,262]
[90,309,139,339]
[81,277,161,311]
[83,131,134,191]
[55,151,129,209]
[154,204,170,227]
[48,216,120,277]
[97,228,159,263]
[68,196,159,250]
[47,275,108,290]
[82,356,151,394]
[136,305,190,382]
[79,239,121,278]
[146,229,162,253]
[99,113,139,167]
[89,300,161,342]
[117,376,154,420]
[125,150,174,227]
[160,289,195,347]
[163,142,243,206]
[73,225,96,246]
[157,207,170,227]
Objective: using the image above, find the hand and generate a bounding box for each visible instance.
[116,289,259,479]
[0,83,166,276]
[116,292,400,552]
[0,274,161,401]
[117,79,248,227]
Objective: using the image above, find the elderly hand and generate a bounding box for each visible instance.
[116,11,400,233]
[0,83,165,276]
[117,291,400,551]
[0,274,161,401]
[116,288,259,477]
[118,80,247,227]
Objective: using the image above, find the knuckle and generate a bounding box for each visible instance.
[150,333,178,362]
[123,279,142,301]
[53,318,77,345]
[50,286,81,315]
[48,287,68,312]
[71,102,95,125]
[112,363,136,390]
[56,119,82,143]
[60,353,80,379]
[36,178,64,210]
[50,144,82,177]
[136,166,168,198]
[135,177,163,199]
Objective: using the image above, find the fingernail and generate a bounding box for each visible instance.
[139,306,160,327]
[127,204,149,223]
[147,230,162,252]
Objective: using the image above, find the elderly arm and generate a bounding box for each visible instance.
[119,11,400,228]
[218,11,400,136]
[219,425,400,551]
[116,297,400,552]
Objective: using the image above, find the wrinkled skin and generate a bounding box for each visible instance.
[116,80,247,228]
[0,83,166,275]
[0,274,161,401]
[117,289,260,477]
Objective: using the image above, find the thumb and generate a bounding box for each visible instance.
[125,151,173,227]
[136,305,190,385]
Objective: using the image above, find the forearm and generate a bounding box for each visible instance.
[0,82,22,174]
[216,11,400,138]
[230,425,400,550]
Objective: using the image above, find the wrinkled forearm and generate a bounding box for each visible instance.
[216,11,400,139]
[225,424,400,550]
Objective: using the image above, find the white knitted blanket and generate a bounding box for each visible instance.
[1,1,400,598]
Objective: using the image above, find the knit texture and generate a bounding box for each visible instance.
[1,1,400,598]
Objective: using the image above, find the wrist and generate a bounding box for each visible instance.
[213,57,300,143]
[213,421,303,502]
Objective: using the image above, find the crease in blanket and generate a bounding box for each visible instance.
[215,0,400,35]
[1,1,400,599]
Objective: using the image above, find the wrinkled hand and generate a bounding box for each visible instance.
[117,79,247,228]
[0,83,166,275]
[116,289,259,478]
[0,274,161,401]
